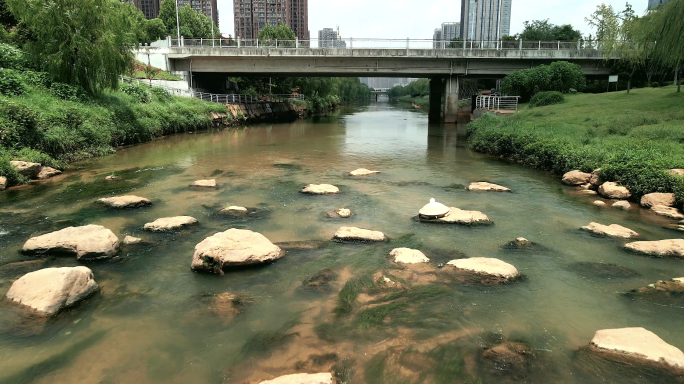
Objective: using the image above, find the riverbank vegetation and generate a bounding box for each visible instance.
[387,79,430,108]
[467,86,684,201]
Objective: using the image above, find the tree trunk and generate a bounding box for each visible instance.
[627,76,631,94]
[676,66,681,93]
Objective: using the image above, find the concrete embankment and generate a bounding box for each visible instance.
[212,102,307,126]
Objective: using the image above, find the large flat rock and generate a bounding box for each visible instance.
[191,229,283,273]
[192,179,217,188]
[580,222,639,238]
[6,267,98,316]
[22,225,120,260]
[420,207,492,225]
[144,216,198,232]
[446,257,519,280]
[468,182,511,192]
[641,193,676,208]
[651,205,684,220]
[300,184,339,195]
[562,170,592,185]
[333,226,385,242]
[632,278,684,294]
[97,195,152,209]
[349,168,380,176]
[390,248,430,264]
[590,327,684,369]
[259,373,333,384]
[624,239,684,258]
[599,182,631,199]
[37,166,62,179]
[10,161,41,179]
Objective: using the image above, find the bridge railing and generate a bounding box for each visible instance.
[476,96,520,112]
[168,38,644,51]
[193,92,305,105]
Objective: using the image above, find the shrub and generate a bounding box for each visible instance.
[529,91,565,108]
[119,83,151,103]
[150,87,171,102]
[0,69,25,96]
[569,88,578,94]
[48,82,85,101]
[21,71,51,88]
[652,82,660,88]
[501,61,585,102]
[0,44,32,70]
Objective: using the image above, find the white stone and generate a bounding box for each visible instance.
[446,257,519,280]
[599,182,631,199]
[37,166,62,179]
[580,222,639,238]
[349,168,380,176]
[336,208,352,218]
[6,267,98,316]
[590,328,684,369]
[123,236,143,245]
[468,182,511,192]
[191,229,283,272]
[641,193,676,208]
[625,239,684,258]
[97,195,152,209]
[222,206,249,215]
[144,216,198,232]
[613,201,631,210]
[390,248,430,264]
[594,200,606,207]
[22,225,120,260]
[651,205,684,220]
[300,184,339,195]
[192,179,217,188]
[333,226,385,242]
[577,189,598,195]
[421,207,492,225]
[562,170,592,185]
[10,161,41,179]
[0,176,6,191]
[258,373,334,384]
[105,175,122,181]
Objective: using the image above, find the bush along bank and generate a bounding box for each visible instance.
[0,44,228,189]
[466,86,684,208]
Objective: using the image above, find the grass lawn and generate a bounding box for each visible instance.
[467,86,684,201]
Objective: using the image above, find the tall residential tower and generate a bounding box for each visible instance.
[234,0,308,40]
[460,0,511,41]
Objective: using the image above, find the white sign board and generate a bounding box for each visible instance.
[609,75,619,82]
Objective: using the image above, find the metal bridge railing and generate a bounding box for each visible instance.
[476,96,520,112]
[193,92,305,104]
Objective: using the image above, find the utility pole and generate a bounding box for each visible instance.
[175,0,181,43]
[209,0,215,41]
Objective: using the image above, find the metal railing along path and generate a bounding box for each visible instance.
[476,96,520,112]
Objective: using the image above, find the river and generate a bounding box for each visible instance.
[0,102,682,384]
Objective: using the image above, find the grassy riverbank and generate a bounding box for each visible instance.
[397,95,430,109]
[467,86,684,201]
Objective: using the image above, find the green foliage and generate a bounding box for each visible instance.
[48,82,85,101]
[119,83,151,103]
[0,43,32,70]
[0,68,24,95]
[529,91,565,108]
[257,22,296,46]
[518,19,582,41]
[144,18,167,43]
[640,0,684,92]
[501,61,585,101]
[387,78,429,98]
[158,0,219,38]
[652,82,660,87]
[150,87,171,102]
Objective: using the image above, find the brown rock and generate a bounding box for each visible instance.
[593,200,606,207]
[97,195,152,209]
[632,278,684,294]
[651,205,684,220]
[562,170,592,185]
[208,292,245,318]
[590,328,684,369]
[624,239,684,258]
[191,229,283,273]
[669,169,684,177]
[10,161,41,179]
[483,342,531,365]
[22,225,120,260]
[641,193,676,208]
[37,167,62,179]
[6,267,98,316]
[0,176,6,191]
[599,182,631,199]
[589,169,602,188]
[613,201,631,210]
[468,182,511,192]
[144,216,198,232]
[333,226,386,242]
[580,222,639,238]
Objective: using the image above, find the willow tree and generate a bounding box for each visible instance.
[646,0,684,92]
[5,0,137,94]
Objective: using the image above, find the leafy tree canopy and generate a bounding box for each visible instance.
[258,23,296,40]
[518,19,582,41]
[159,0,218,38]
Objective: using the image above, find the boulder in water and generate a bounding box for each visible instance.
[593,200,606,207]
[651,205,684,220]
[419,207,492,225]
[6,266,98,316]
[105,175,122,181]
[0,176,6,191]
[191,229,283,273]
[467,182,511,192]
[589,169,602,188]
[97,195,152,209]
[123,236,144,245]
[10,161,41,179]
[22,225,120,260]
[641,193,676,208]
[300,184,339,195]
[483,342,531,366]
[390,248,430,264]
[327,208,352,218]
[562,170,592,185]
[144,216,198,232]
[258,373,334,384]
[599,182,631,199]
[446,257,519,281]
[349,168,380,176]
[631,278,684,295]
[580,222,639,238]
[613,201,631,210]
[589,327,684,369]
[333,226,386,242]
[192,179,217,188]
[624,239,684,258]
[221,206,249,216]
[37,167,62,179]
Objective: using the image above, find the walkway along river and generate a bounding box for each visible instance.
[0,102,683,383]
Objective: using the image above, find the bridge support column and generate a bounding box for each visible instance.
[428,78,443,123]
[443,76,459,123]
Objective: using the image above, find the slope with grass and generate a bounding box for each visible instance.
[467,86,684,201]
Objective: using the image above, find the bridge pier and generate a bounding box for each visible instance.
[428,78,443,123]
[443,76,459,124]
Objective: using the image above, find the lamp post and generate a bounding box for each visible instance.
[209,0,215,41]
[175,0,181,44]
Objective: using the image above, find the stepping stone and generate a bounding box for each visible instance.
[576,189,597,195]
[505,237,532,247]
[192,179,216,188]
[468,182,511,192]
[258,373,333,384]
[580,222,639,238]
[123,236,143,245]
[144,216,198,232]
[631,277,684,295]
[300,184,339,194]
[333,226,385,242]
[562,170,591,185]
[590,328,684,369]
[641,193,675,208]
[6,266,98,316]
[419,207,492,225]
[446,257,519,281]
[390,248,430,264]
[22,225,120,260]
[651,205,684,220]
[599,182,631,199]
[0,176,6,191]
[10,161,41,179]
[37,167,62,179]
[624,239,684,258]
[613,201,631,210]
[349,168,380,176]
[191,229,283,273]
[221,206,249,216]
[594,200,606,206]
[327,208,352,218]
[105,175,122,181]
[97,195,152,209]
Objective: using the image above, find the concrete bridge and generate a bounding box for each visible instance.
[136,38,613,123]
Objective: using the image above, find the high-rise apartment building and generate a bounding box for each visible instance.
[433,28,442,49]
[123,0,161,20]
[441,22,461,41]
[460,0,511,41]
[234,0,308,40]
[124,0,218,27]
[318,28,346,48]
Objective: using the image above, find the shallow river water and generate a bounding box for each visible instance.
[0,103,683,384]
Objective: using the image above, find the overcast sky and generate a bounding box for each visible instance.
[216,0,649,39]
